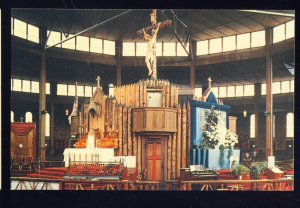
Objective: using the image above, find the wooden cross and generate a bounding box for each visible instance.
[208,77,212,89]
[96,76,101,88]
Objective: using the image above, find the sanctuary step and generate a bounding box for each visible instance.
[26,167,67,179]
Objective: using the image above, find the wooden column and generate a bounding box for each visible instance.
[133,133,137,156]
[135,84,140,108]
[39,50,46,162]
[167,135,172,180]
[137,134,141,176]
[254,83,261,148]
[186,102,191,166]
[123,106,128,155]
[181,104,187,168]
[171,133,176,179]
[190,40,196,89]
[117,104,123,156]
[116,40,122,86]
[265,28,273,158]
[127,108,132,156]
[176,105,182,178]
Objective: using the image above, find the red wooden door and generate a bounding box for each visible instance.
[146,142,163,182]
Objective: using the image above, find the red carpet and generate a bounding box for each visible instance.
[26,167,67,179]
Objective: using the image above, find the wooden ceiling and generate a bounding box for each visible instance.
[11,9,294,42]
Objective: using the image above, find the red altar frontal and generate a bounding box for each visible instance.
[11,123,37,161]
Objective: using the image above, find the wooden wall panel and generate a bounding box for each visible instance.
[176,105,182,178]
[181,104,187,168]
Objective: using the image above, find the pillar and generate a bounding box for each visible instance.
[265,28,273,158]
[39,27,47,161]
[116,40,122,86]
[39,51,46,161]
[189,40,196,89]
[254,83,261,149]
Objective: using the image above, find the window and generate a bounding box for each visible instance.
[47,30,61,47]
[286,113,294,138]
[218,86,227,98]
[251,30,265,48]
[244,85,254,96]
[11,111,14,123]
[77,85,84,97]
[76,35,89,52]
[123,42,135,56]
[211,87,219,98]
[197,40,208,55]
[236,85,244,97]
[250,114,255,138]
[45,113,50,137]
[92,86,97,94]
[223,36,236,52]
[103,40,115,55]
[136,42,147,56]
[25,112,33,123]
[281,81,290,93]
[27,24,39,43]
[227,86,235,97]
[194,88,202,98]
[272,82,281,94]
[237,33,250,50]
[31,81,39,93]
[209,38,222,54]
[286,20,295,39]
[291,80,294,92]
[163,42,176,56]
[177,43,189,56]
[156,43,162,56]
[22,80,31,92]
[273,24,285,43]
[90,38,102,53]
[46,83,51,95]
[13,79,22,91]
[84,86,92,97]
[11,17,14,35]
[57,84,67,96]
[62,34,75,50]
[68,85,76,96]
[261,83,266,95]
[14,19,27,39]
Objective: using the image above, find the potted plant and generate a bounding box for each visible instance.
[250,161,268,180]
[233,164,250,180]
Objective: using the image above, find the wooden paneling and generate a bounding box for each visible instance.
[132,108,177,132]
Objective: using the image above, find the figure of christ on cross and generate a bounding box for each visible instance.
[142,22,161,78]
[138,10,172,80]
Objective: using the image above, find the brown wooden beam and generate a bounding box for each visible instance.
[265,28,273,158]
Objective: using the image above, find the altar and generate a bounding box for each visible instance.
[63,148,114,167]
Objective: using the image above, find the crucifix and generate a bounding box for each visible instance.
[208,77,212,89]
[96,76,101,88]
[137,9,172,80]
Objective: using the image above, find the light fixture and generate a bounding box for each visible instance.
[19,144,23,149]
[65,109,69,116]
[243,110,247,117]
[252,145,255,148]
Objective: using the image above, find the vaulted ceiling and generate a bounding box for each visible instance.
[12,9,294,42]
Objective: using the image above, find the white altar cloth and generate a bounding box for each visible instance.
[63,148,114,167]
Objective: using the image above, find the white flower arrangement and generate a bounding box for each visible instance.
[200,109,239,150]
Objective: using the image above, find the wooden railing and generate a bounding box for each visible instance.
[11,177,293,191]
[165,179,294,191]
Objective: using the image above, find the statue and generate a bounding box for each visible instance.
[142,22,161,77]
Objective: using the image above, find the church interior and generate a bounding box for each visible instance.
[10,9,294,191]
